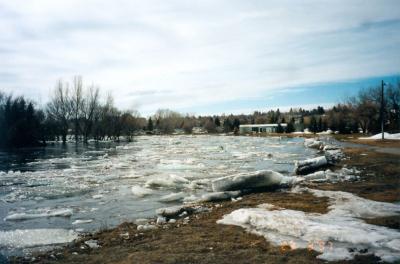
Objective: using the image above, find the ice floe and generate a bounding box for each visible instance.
[145,174,189,189]
[158,192,186,203]
[131,185,154,197]
[211,170,297,192]
[299,168,360,183]
[72,219,93,225]
[218,188,400,262]
[294,156,328,175]
[4,208,73,221]
[304,138,324,149]
[0,229,77,248]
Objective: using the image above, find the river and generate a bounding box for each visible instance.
[0,135,316,257]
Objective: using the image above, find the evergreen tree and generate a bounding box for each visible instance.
[214,117,221,127]
[285,118,295,133]
[147,117,153,131]
[276,123,284,133]
[309,116,318,133]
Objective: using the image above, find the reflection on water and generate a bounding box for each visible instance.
[0,135,315,256]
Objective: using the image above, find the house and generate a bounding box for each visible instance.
[239,123,287,134]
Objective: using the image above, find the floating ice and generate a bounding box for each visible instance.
[158,192,186,203]
[145,174,189,189]
[0,229,78,248]
[218,188,400,262]
[5,208,73,221]
[304,139,323,149]
[131,185,154,197]
[72,219,93,225]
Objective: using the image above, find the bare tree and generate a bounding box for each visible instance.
[46,80,71,143]
[71,76,84,142]
[81,85,100,143]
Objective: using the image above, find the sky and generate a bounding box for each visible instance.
[0,0,399,116]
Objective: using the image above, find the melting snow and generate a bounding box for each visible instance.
[359,132,400,140]
[218,188,400,262]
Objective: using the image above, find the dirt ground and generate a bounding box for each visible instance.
[13,137,400,264]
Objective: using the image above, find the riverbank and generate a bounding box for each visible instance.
[13,135,399,264]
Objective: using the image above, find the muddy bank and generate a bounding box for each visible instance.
[14,140,400,264]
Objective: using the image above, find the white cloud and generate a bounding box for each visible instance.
[0,0,399,114]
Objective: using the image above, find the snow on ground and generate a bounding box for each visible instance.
[317,129,334,135]
[0,229,77,248]
[359,132,400,140]
[218,188,400,262]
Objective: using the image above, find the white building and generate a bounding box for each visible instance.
[239,123,287,134]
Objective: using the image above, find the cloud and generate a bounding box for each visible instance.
[0,0,399,115]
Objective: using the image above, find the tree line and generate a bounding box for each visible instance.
[0,77,399,148]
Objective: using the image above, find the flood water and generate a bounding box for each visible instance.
[0,135,317,256]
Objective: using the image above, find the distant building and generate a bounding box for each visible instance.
[239,123,287,134]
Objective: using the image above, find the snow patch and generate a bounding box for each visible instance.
[359,132,400,140]
[218,189,400,262]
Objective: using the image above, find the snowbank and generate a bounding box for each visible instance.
[218,189,400,262]
[359,132,400,140]
[0,229,77,248]
[211,170,297,192]
[294,156,328,175]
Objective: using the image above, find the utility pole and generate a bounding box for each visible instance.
[381,80,386,140]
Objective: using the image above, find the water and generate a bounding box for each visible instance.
[0,135,316,256]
